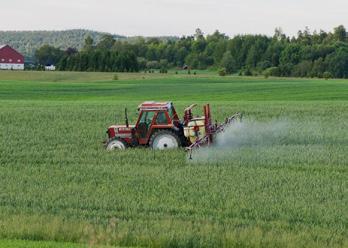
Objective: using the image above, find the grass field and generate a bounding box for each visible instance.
[0,71,347,247]
[0,239,84,248]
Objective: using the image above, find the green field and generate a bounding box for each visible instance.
[0,71,347,247]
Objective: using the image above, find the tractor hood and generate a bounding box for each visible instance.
[107,125,135,139]
[109,124,135,130]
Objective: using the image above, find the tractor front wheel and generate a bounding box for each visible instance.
[106,138,127,150]
[149,130,181,150]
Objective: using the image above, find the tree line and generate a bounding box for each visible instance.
[35,25,348,78]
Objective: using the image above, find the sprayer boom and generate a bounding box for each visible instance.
[186,112,242,158]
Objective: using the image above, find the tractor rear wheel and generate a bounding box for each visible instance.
[106,138,127,150]
[149,130,181,150]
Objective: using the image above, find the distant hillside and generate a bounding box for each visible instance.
[126,36,180,43]
[0,29,125,59]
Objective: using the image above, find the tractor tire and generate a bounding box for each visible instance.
[106,138,127,150]
[149,130,181,150]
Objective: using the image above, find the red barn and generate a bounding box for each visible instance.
[0,45,24,70]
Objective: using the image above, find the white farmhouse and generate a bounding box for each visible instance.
[45,65,56,71]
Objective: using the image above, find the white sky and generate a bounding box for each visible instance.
[1,0,347,37]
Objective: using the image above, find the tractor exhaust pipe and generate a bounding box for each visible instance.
[125,108,129,128]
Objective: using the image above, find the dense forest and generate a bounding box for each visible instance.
[34,26,348,78]
[0,30,125,59]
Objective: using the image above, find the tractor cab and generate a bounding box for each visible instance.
[135,102,177,143]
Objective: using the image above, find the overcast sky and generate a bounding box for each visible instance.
[1,0,347,37]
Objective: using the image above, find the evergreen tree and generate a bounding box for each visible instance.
[220,51,237,74]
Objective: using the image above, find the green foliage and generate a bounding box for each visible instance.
[96,34,115,50]
[21,25,348,78]
[35,45,64,65]
[0,71,347,247]
[112,74,119,80]
[82,35,94,52]
[263,69,271,78]
[325,47,348,78]
[58,49,139,72]
[292,60,313,77]
[244,67,252,76]
[323,71,332,80]
[333,25,347,42]
[146,60,160,69]
[159,68,168,73]
[220,51,237,74]
[218,67,226,76]
[137,57,147,70]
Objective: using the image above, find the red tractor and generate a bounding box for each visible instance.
[105,101,241,153]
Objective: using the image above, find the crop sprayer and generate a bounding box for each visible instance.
[104,101,242,158]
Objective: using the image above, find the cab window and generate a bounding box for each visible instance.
[156,112,168,124]
[168,104,177,120]
[168,107,174,119]
[139,111,155,125]
[137,111,155,138]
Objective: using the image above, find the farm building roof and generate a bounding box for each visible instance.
[0,45,24,64]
